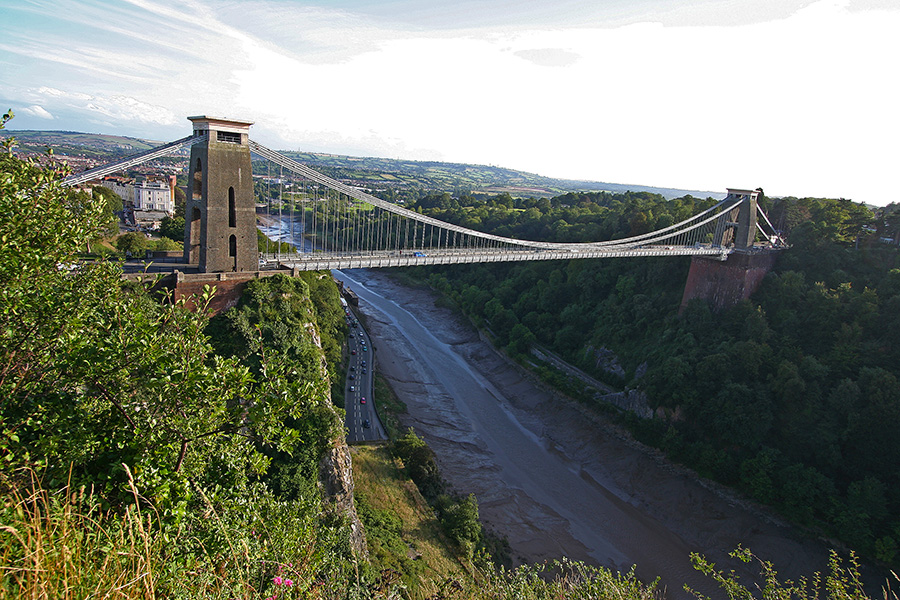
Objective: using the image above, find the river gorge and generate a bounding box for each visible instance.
[331,267,849,599]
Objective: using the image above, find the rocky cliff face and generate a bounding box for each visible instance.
[319,438,368,559]
[308,305,367,560]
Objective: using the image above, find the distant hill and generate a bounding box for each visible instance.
[1,129,724,200]
[0,129,161,159]
[282,151,725,200]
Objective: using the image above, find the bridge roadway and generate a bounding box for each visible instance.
[272,244,731,271]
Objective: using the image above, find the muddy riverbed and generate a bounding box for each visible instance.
[333,268,877,599]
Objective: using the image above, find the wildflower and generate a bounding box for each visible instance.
[273,576,283,585]
[284,579,293,587]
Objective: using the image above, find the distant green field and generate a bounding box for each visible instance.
[1,129,721,200]
[0,129,160,159]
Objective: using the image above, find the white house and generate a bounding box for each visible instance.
[133,179,174,213]
[99,176,175,214]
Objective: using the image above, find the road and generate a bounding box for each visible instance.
[342,304,387,443]
[331,268,856,600]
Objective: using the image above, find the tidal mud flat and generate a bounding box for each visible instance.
[333,268,874,599]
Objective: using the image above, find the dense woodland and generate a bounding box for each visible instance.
[401,190,900,568]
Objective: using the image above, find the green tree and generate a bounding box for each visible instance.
[90,185,122,237]
[152,236,181,251]
[393,428,442,499]
[159,215,185,241]
[507,322,536,355]
[115,231,148,256]
[441,493,481,558]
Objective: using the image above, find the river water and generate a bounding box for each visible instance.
[329,268,859,599]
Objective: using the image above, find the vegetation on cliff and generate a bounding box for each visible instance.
[0,114,358,597]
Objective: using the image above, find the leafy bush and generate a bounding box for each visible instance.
[686,546,882,600]
[393,428,443,500]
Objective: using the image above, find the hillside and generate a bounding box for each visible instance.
[0,128,160,158]
[281,149,724,200]
[0,128,723,199]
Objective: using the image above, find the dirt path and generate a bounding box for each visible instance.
[334,268,869,599]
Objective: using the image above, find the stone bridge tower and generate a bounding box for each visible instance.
[183,116,257,273]
[680,188,778,312]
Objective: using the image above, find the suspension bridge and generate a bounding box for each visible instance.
[62,116,783,276]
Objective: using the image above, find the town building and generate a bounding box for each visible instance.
[99,175,176,214]
[133,178,175,213]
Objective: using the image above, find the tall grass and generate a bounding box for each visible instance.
[0,468,160,599]
[0,467,284,600]
[0,467,358,600]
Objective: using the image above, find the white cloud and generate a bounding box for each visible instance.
[513,48,582,67]
[28,87,179,127]
[20,105,54,120]
[1,0,897,204]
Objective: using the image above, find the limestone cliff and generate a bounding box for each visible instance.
[319,439,368,559]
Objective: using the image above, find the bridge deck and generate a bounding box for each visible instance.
[272,246,733,271]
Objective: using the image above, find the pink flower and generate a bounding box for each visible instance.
[284,579,293,587]
[273,576,283,585]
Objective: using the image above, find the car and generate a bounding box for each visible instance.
[413,251,426,257]
[360,397,366,404]
[350,386,356,392]
[361,347,367,352]
[350,350,356,355]
[349,374,355,380]
[363,419,370,429]
[350,366,356,372]
[361,368,367,374]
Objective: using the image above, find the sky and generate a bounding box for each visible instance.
[0,0,897,205]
